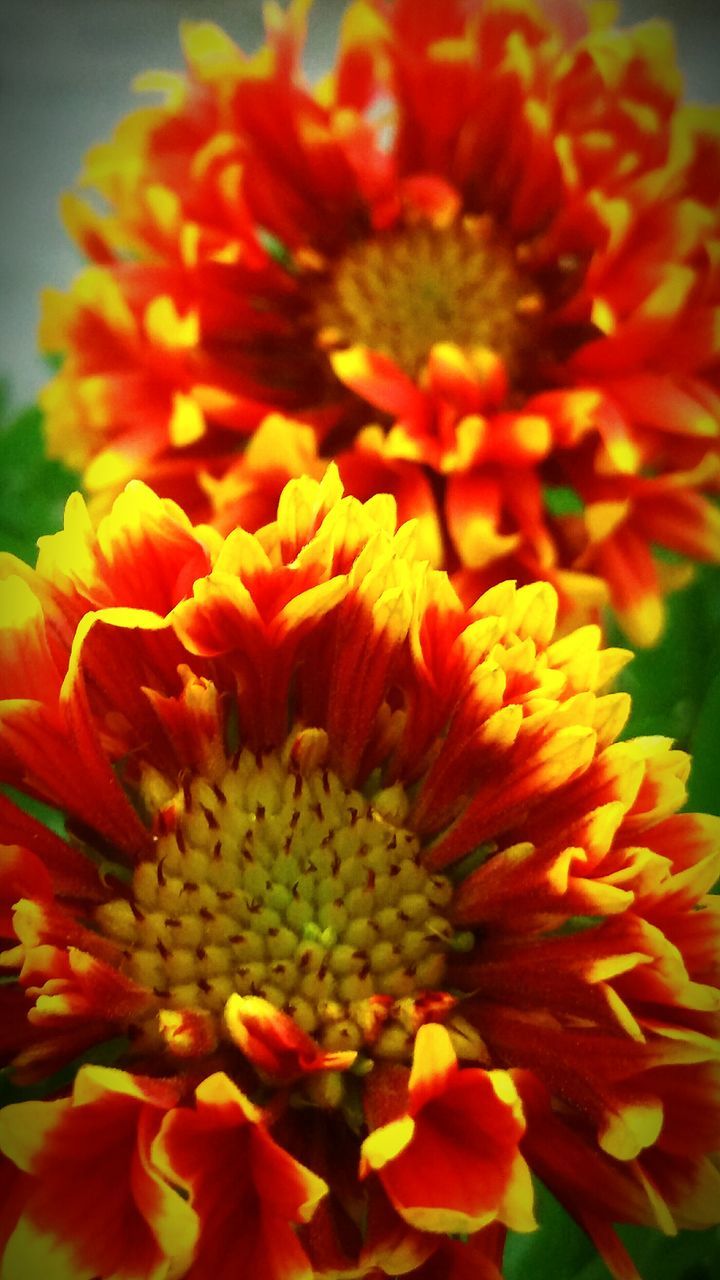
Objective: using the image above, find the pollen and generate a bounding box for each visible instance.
[96,732,456,1060]
[313,217,536,379]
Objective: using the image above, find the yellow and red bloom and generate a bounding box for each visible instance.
[41,0,720,643]
[0,469,718,1278]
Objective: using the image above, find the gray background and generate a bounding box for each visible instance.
[0,0,718,411]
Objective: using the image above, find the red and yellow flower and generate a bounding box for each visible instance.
[40,0,720,643]
[0,469,718,1278]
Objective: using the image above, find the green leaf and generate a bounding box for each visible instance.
[0,383,78,564]
[611,565,720,759]
[257,227,294,269]
[504,1180,598,1279]
[504,1181,720,1280]
[544,484,585,516]
[688,670,720,818]
[0,1036,130,1109]
[0,784,67,838]
[615,1224,720,1280]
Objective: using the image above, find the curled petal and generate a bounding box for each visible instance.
[0,1066,194,1280]
[361,1023,535,1236]
[225,994,356,1082]
[152,1072,327,1280]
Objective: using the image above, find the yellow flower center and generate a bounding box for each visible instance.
[97,735,456,1059]
[314,219,537,379]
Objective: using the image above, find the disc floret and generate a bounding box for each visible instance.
[97,730,457,1062]
[313,217,536,380]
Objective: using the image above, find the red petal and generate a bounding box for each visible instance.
[225,994,356,1082]
[153,1072,327,1280]
[362,1027,532,1235]
[0,1066,191,1280]
[0,798,106,902]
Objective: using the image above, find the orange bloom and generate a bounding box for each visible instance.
[40,0,720,643]
[0,469,719,1278]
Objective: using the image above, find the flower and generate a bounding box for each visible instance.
[40,0,720,643]
[0,467,719,1279]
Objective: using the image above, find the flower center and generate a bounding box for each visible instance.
[313,219,536,379]
[97,734,456,1059]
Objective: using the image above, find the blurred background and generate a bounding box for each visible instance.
[0,0,719,410]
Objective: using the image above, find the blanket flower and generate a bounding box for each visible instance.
[0,469,718,1278]
[40,0,720,642]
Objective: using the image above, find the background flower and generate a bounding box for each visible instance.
[38,0,720,642]
[0,469,718,1278]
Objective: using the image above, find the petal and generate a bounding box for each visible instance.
[362,1031,532,1236]
[407,1022,458,1113]
[331,346,427,421]
[0,1066,192,1280]
[153,1072,326,1280]
[224,994,356,1082]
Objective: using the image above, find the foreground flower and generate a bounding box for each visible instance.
[0,469,719,1278]
[40,0,720,642]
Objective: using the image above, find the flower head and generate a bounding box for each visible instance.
[0,469,718,1278]
[41,0,720,642]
